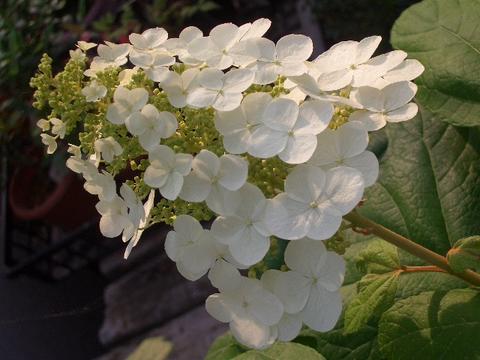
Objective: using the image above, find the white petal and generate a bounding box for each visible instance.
[223,69,255,93]
[246,281,284,326]
[187,37,220,62]
[230,316,273,350]
[214,107,246,136]
[208,259,241,292]
[262,98,299,132]
[274,270,311,313]
[277,313,303,341]
[205,294,235,323]
[349,110,386,131]
[211,216,246,245]
[160,171,184,200]
[242,18,271,40]
[296,100,333,135]
[301,287,342,332]
[143,165,170,188]
[314,40,358,72]
[210,23,239,50]
[306,207,343,241]
[248,127,288,158]
[317,252,346,292]
[354,36,382,64]
[213,92,243,111]
[276,34,313,62]
[265,194,313,240]
[323,167,365,214]
[344,151,379,187]
[383,81,417,111]
[125,111,147,135]
[179,172,211,202]
[250,61,278,85]
[187,87,218,108]
[193,149,220,179]
[139,130,161,151]
[197,68,224,90]
[218,154,248,191]
[316,69,353,91]
[174,153,193,175]
[243,92,272,122]
[106,103,129,125]
[279,134,317,164]
[229,227,269,266]
[206,185,240,215]
[382,59,425,83]
[285,165,325,203]
[387,102,418,123]
[180,26,203,43]
[173,214,204,243]
[350,86,383,111]
[284,238,327,276]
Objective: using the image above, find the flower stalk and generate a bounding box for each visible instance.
[344,210,480,287]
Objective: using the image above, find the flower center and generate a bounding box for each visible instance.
[309,201,319,208]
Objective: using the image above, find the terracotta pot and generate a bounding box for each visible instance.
[9,166,98,230]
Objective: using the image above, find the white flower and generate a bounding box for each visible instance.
[125,104,178,151]
[179,150,248,214]
[69,48,85,61]
[40,134,57,154]
[50,118,66,139]
[76,41,97,51]
[94,136,123,163]
[95,183,143,241]
[244,34,313,85]
[248,98,333,164]
[93,41,131,67]
[187,20,269,69]
[272,239,344,332]
[36,118,50,131]
[214,92,272,154]
[81,80,107,102]
[211,183,271,266]
[372,59,425,88]
[308,121,379,187]
[84,60,110,78]
[206,262,283,349]
[129,50,175,82]
[143,145,193,200]
[159,68,199,108]
[165,215,220,281]
[265,165,364,240]
[96,195,131,238]
[313,36,381,90]
[84,170,117,201]
[349,81,418,131]
[106,86,149,125]
[187,68,254,111]
[124,189,156,259]
[164,26,204,65]
[129,27,168,52]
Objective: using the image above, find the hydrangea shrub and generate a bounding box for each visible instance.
[31,2,480,358]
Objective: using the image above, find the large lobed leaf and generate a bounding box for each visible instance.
[391,0,480,127]
[378,289,480,359]
[359,108,480,255]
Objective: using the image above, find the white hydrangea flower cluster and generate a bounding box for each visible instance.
[38,18,423,349]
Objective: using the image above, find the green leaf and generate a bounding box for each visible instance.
[359,109,480,255]
[296,326,384,360]
[205,333,246,360]
[356,239,400,274]
[378,289,480,360]
[126,337,172,360]
[395,271,467,300]
[344,273,399,334]
[447,235,480,272]
[391,0,480,127]
[235,342,325,360]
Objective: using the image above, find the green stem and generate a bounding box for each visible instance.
[344,211,480,287]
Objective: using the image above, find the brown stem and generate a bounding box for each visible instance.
[344,211,480,287]
[401,265,446,274]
